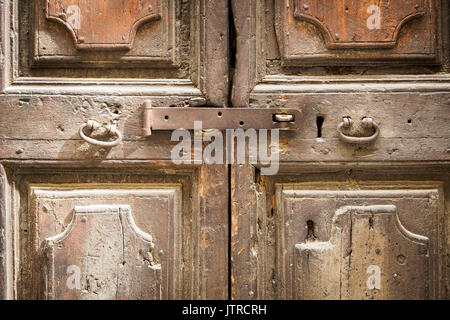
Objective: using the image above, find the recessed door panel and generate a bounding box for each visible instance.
[0,165,228,300]
[31,186,181,300]
[279,0,439,65]
[276,187,440,300]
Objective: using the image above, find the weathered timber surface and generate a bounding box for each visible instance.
[0,164,6,300]
[39,205,163,300]
[0,138,448,162]
[6,165,228,300]
[231,164,449,300]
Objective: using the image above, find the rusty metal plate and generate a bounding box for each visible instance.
[149,108,303,131]
[46,0,161,50]
[294,0,427,49]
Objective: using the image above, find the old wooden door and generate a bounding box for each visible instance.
[1,0,449,301]
[0,0,230,300]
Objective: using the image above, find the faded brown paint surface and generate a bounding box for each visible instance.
[276,0,439,67]
[40,205,162,300]
[46,0,161,50]
[294,0,427,48]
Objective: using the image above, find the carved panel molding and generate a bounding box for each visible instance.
[34,0,174,66]
[40,205,162,300]
[293,0,427,49]
[1,165,228,300]
[46,0,162,50]
[30,186,182,300]
[276,0,440,66]
[276,186,442,300]
[295,205,429,300]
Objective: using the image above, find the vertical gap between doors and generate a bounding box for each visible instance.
[227,0,237,300]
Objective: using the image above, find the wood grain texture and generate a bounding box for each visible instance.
[279,0,439,65]
[2,0,229,107]
[293,0,428,48]
[32,0,175,68]
[231,0,257,107]
[0,164,6,300]
[1,92,447,140]
[0,92,448,162]
[231,0,448,105]
[198,165,229,299]
[5,165,228,300]
[1,0,449,301]
[31,187,181,300]
[46,0,161,50]
[230,164,259,299]
[202,0,230,107]
[0,0,10,91]
[40,205,163,300]
[231,165,449,300]
[287,196,436,300]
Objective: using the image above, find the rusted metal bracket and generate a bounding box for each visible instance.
[142,101,302,137]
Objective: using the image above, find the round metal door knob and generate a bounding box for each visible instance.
[337,117,380,144]
[79,120,123,147]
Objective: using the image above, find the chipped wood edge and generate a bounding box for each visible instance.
[0,0,11,92]
[0,164,8,299]
[232,163,449,299]
[231,0,258,107]
[201,0,230,107]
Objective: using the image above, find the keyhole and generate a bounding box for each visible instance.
[306,220,317,241]
[316,116,324,138]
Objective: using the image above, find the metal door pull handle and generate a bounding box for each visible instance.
[79,120,123,147]
[337,117,379,144]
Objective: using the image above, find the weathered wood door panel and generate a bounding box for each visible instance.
[230,0,449,300]
[40,204,164,300]
[283,188,439,300]
[0,0,229,300]
[232,166,449,300]
[1,165,228,300]
[33,187,181,300]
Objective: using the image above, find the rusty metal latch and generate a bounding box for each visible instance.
[142,100,302,137]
